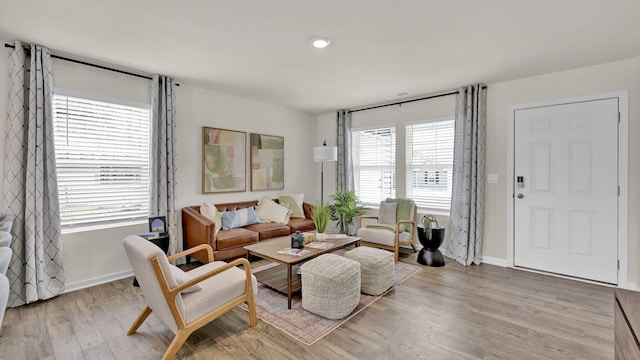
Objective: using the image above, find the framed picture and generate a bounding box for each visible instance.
[250,133,284,191]
[149,216,167,234]
[202,127,246,193]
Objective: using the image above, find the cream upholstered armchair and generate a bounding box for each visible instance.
[356,198,418,262]
[123,235,257,360]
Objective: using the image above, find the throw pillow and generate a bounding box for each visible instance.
[279,193,305,218]
[200,201,222,234]
[221,207,262,230]
[168,264,202,293]
[385,198,414,232]
[378,201,397,225]
[255,198,291,225]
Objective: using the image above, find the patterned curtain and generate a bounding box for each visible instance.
[2,41,64,306]
[446,84,486,265]
[336,110,354,192]
[150,75,179,257]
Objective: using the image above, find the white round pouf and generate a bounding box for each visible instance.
[344,246,394,295]
[301,254,361,319]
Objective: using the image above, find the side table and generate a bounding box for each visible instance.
[133,233,170,287]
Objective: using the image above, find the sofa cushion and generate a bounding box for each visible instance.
[221,207,261,230]
[255,198,291,224]
[200,201,222,234]
[279,193,305,218]
[216,228,259,250]
[288,218,316,233]
[244,223,291,240]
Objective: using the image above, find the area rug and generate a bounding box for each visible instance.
[240,260,420,345]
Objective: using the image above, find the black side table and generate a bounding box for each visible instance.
[133,234,170,287]
[416,225,445,267]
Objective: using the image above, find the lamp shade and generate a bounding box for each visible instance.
[313,145,337,162]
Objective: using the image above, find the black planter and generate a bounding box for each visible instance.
[417,225,445,267]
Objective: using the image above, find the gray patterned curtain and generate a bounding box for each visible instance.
[336,110,354,192]
[150,75,179,257]
[446,84,486,265]
[2,41,64,306]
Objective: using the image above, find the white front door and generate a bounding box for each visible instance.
[513,98,619,284]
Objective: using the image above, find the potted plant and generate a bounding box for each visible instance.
[311,204,331,241]
[328,190,368,235]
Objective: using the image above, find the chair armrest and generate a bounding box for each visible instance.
[182,207,216,251]
[169,258,252,295]
[396,219,416,232]
[168,244,214,263]
[358,215,379,228]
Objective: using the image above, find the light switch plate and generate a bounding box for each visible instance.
[487,173,499,184]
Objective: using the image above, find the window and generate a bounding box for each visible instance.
[52,91,151,230]
[352,127,396,205]
[406,119,454,210]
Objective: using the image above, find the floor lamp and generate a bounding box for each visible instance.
[313,141,337,205]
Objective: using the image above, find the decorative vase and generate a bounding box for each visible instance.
[316,232,326,242]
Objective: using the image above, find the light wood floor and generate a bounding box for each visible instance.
[1,249,614,360]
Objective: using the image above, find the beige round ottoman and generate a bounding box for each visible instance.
[301,254,361,319]
[344,246,394,295]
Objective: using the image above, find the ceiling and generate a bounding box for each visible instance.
[1,0,639,115]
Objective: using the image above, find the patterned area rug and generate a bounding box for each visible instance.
[240,260,421,345]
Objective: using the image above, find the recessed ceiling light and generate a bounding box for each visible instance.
[310,36,331,49]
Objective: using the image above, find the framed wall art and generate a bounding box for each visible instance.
[202,127,246,193]
[250,133,284,191]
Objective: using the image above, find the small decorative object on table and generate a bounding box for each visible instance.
[148,216,168,235]
[291,231,305,249]
[417,215,445,267]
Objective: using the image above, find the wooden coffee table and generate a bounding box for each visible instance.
[244,235,360,309]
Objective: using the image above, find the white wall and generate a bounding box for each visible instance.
[0,56,317,289]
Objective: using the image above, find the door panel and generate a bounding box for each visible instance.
[514,98,618,284]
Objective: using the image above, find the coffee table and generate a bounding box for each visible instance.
[244,234,360,309]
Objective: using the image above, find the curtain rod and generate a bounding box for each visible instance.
[348,85,487,114]
[4,43,179,86]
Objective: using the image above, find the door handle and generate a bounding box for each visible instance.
[517,194,524,199]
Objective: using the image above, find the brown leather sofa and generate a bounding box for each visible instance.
[182,200,315,262]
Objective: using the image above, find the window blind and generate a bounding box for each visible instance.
[406,119,454,210]
[352,127,396,205]
[52,93,151,229]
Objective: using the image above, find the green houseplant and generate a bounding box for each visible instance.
[311,205,331,239]
[328,190,368,235]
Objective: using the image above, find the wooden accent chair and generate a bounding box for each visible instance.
[356,198,418,262]
[123,235,257,360]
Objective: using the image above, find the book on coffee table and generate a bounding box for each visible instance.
[277,248,310,256]
[305,241,336,249]
[324,234,348,240]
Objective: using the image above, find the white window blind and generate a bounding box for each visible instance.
[406,119,454,210]
[352,127,396,205]
[52,92,151,230]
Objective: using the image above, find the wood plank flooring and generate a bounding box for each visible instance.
[0,249,615,359]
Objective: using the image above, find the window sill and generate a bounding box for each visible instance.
[61,219,148,235]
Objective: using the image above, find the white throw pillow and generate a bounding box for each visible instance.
[200,201,222,233]
[255,198,292,224]
[169,264,202,293]
[378,201,397,225]
[279,193,305,218]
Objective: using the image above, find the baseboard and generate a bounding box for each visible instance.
[481,256,508,267]
[64,269,134,294]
